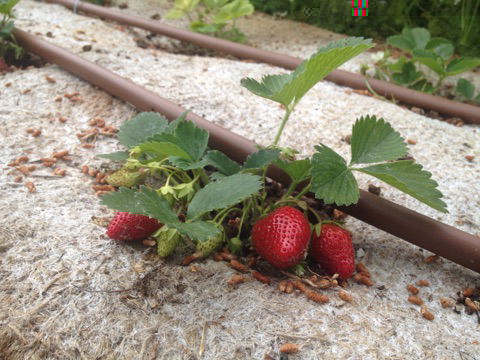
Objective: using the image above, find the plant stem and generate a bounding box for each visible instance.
[272,108,293,147]
[213,207,242,224]
[434,75,445,93]
[196,169,210,186]
[306,204,323,223]
[293,182,311,200]
[271,197,298,208]
[258,166,269,209]
[236,200,251,237]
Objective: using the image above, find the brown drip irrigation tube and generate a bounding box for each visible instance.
[45,0,480,124]
[12,28,480,274]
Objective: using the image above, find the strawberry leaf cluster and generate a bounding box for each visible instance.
[0,0,23,61]
[310,115,447,212]
[98,37,447,272]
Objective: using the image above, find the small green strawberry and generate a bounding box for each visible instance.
[227,237,243,255]
[156,226,181,257]
[106,168,146,187]
[196,229,225,256]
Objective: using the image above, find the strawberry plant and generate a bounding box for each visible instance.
[0,0,23,62]
[456,78,480,105]
[362,27,480,101]
[166,0,254,43]
[99,37,447,278]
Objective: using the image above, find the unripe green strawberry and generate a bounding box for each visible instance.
[227,237,243,255]
[196,230,225,256]
[156,227,181,257]
[106,168,145,187]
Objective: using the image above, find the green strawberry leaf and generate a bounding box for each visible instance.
[311,144,359,206]
[100,187,219,240]
[0,0,20,15]
[240,73,294,107]
[243,148,280,169]
[176,221,221,242]
[404,27,430,50]
[446,57,480,77]
[350,115,407,165]
[101,186,179,223]
[411,79,435,93]
[0,19,14,36]
[96,151,130,161]
[387,34,415,52]
[168,156,209,170]
[210,172,226,181]
[203,0,229,10]
[386,57,407,72]
[203,150,241,175]
[118,112,169,148]
[165,8,185,19]
[213,0,254,24]
[165,0,200,19]
[391,72,408,85]
[401,61,423,84]
[138,139,191,160]
[142,120,209,161]
[425,37,454,60]
[134,186,182,224]
[190,21,222,34]
[166,111,188,134]
[241,37,373,107]
[100,187,146,214]
[387,28,430,52]
[274,158,311,183]
[172,120,209,161]
[456,78,475,100]
[187,174,262,219]
[354,161,447,213]
[412,49,445,76]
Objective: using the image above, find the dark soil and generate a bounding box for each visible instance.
[1,50,47,73]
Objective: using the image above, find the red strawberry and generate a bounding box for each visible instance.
[311,223,355,279]
[252,206,311,269]
[107,212,162,241]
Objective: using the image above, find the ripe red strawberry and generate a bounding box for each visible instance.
[252,206,311,269]
[107,212,162,241]
[311,223,355,279]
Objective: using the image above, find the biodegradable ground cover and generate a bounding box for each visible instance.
[1,1,479,359]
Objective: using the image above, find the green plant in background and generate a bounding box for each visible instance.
[99,37,446,261]
[456,78,480,104]
[251,0,480,57]
[389,28,480,88]
[166,0,254,43]
[363,27,480,101]
[0,0,23,61]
